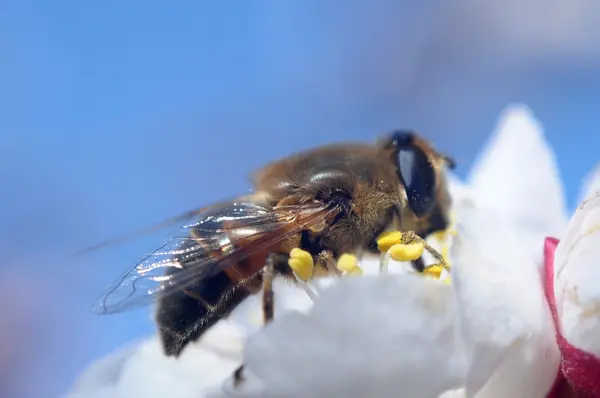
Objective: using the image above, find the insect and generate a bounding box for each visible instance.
[86,130,456,358]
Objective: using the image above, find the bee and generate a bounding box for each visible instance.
[87,130,455,359]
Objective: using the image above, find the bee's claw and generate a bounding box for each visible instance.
[233,364,245,387]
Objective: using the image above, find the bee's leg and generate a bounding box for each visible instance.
[411,204,452,273]
[402,230,450,275]
[317,250,342,276]
[258,251,294,323]
[377,230,449,275]
[233,365,245,387]
[234,252,287,388]
[262,252,278,324]
[412,257,426,272]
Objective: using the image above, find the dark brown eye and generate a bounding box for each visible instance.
[387,131,437,218]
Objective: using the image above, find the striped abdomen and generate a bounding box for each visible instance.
[155,202,299,357]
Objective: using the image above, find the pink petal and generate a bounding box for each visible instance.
[544,237,600,397]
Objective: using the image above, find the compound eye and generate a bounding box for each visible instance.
[397,144,436,218]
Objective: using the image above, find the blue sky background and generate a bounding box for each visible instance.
[1,1,599,397]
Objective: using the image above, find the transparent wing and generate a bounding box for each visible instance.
[91,199,337,314]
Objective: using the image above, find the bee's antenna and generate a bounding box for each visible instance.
[443,155,457,169]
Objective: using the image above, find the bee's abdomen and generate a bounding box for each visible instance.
[156,226,260,357]
[155,198,299,357]
[156,267,253,357]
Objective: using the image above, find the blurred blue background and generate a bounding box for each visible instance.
[1,1,599,396]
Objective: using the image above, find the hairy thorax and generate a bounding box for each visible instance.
[251,144,404,256]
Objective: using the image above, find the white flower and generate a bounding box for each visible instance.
[551,193,600,395]
[216,197,563,398]
[69,287,316,398]
[67,104,600,398]
[219,274,465,398]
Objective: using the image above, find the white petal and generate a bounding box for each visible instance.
[451,204,560,397]
[68,277,332,398]
[447,172,475,209]
[468,104,568,247]
[218,275,466,398]
[230,280,318,334]
[68,341,140,398]
[69,321,245,398]
[118,332,241,398]
[577,162,600,206]
[555,191,600,357]
[439,389,466,398]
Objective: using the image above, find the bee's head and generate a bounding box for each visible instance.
[380,130,451,219]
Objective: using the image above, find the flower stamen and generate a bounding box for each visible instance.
[375,230,451,281]
[422,264,445,279]
[389,241,425,262]
[336,253,364,276]
[288,248,314,282]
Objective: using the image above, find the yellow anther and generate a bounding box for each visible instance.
[336,253,359,272]
[448,212,459,237]
[441,276,452,285]
[336,253,364,276]
[346,266,364,276]
[376,231,403,252]
[432,230,448,242]
[441,245,451,266]
[422,264,445,279]
[389,241,425,262]
[288,248,314,281]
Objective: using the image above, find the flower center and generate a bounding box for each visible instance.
[375,222,455,284]
[283,214,459,308]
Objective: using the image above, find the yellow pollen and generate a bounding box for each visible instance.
[288,248,314,281]
[376,229,452,283]
[422,264,445,279]
[441,245,450,264]
[376,231,403,252]
[336,253,364,276]
[389,241,425,262]
[432,230,448,241]
[447,212,459,237]
[346,266,364,276]
[336,253,358,272]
